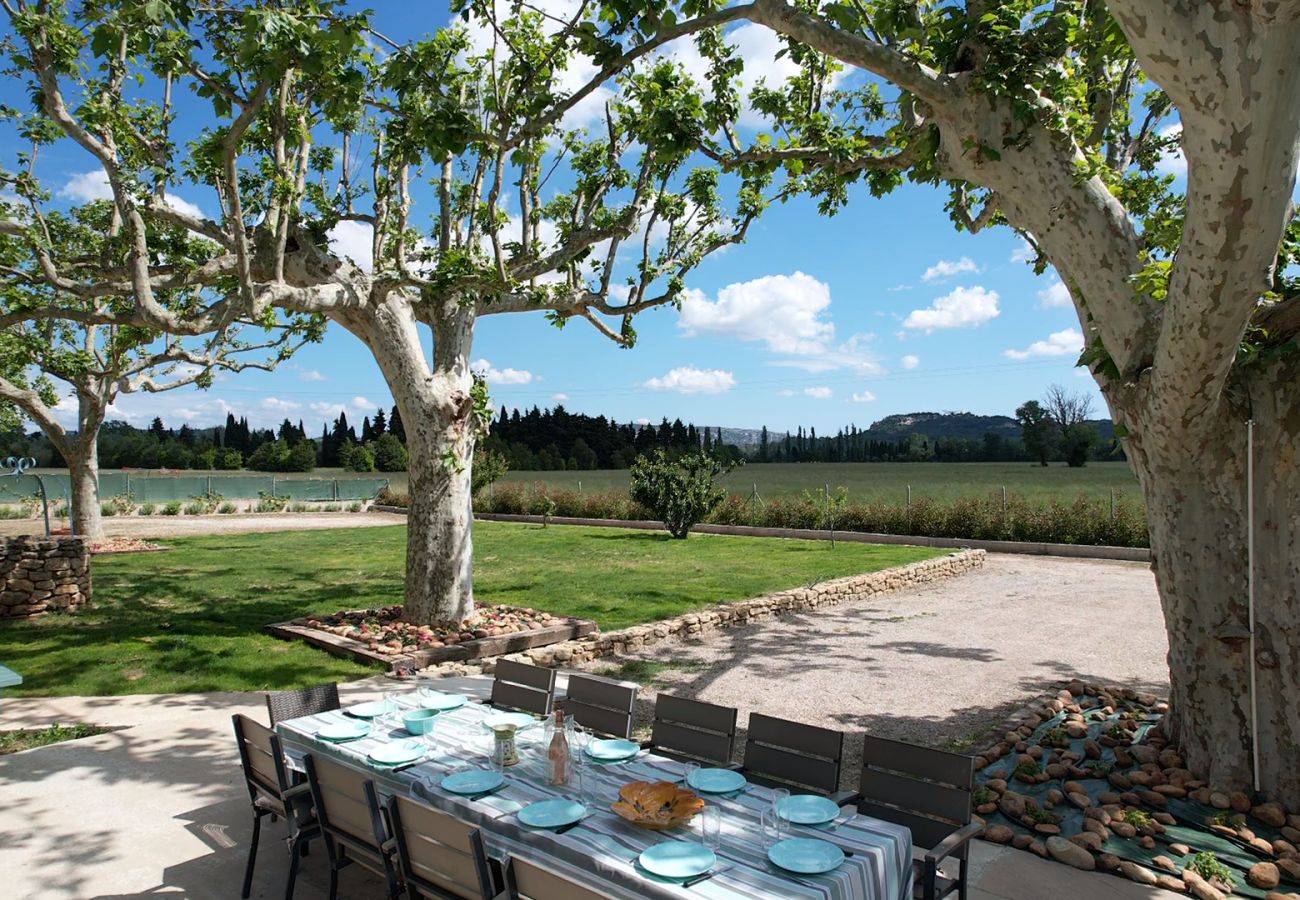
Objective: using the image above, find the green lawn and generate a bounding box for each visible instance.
[0,522,945,697]
[499,460,1140,504]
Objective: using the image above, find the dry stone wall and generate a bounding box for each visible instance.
[0,536,91,619]
[417,549,985,678]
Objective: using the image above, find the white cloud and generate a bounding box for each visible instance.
[1004,328,1085,360]
[851,390,877,402]
[328,220,374,272]
[901,354,920,370]
[903,286,1001,331]
[1155,123,1186,177]
[310,401,346,418]
[350,396,374,410]
[777,389,796,397]
[551,393,570,401]
[299,370,326,382]
[635,417,651,425]
[57,170,204,220]
[471,359,535,386]
[888,284,913,292]
[642,366,735,394]
[1010,239,1036,264]
[921,257,980,282]
[1037,280,1073,309]
[261,397,301,412]
[803,386,832,399]
[681,272,882,374]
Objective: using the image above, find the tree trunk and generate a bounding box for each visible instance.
[1123,361,1300,808]
[347,295,477,626]
[66,438,102,540]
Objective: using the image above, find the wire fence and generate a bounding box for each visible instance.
[0,472,389,504]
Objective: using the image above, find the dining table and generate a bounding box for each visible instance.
[276,690,914,900]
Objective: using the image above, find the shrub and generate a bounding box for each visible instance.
[1188,852,1233,885]
[217,502,238,514]
[287,502,309,513]
[108,493,137,516]
[247,439,316,473]
[138,502,156,516]
[371,433,408,472]
[188,490,222,515]
[376,487,410,507]
[255,491,289,513]
[183,502,203,515]
[0,505,26,520]
[347,501,363,513]
[320,503,340,512]
[342,443,375,472]
[629,450,737,539]
[215,448,243,470]
[471,448,507,493]
[19,494,42,518]
[100,502,116,517]
[161,501,182,516]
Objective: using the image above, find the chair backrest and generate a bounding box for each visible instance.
[563,674,637,739]
[505,856,614,900]
[266,682,341,725]
[649,694,738,766]
[490,659,555,716]
[742,712,845,795]
[303,753,389,872]
[388,795,494,900]
[232,713,291,810]
[858,735,973,853]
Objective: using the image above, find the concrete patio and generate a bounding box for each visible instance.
[0,676,1184,900]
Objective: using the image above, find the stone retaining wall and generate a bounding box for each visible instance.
[0,536,91,619]
[417,549,985,678]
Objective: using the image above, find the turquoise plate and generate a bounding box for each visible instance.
[777,794,841,825]
[638,842,716,880]
[687,768,747,794]
[586,738,640,761]
[768,837,845,874]
[441,770,505,795]
[345,700,391,719]
[481,712,535,731]
[316,721,370,742]
[417,692,467,712]
[368,741,423,767]
[518,799,585,829]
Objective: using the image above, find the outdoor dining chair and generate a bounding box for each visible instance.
[740,712,855,801]
[386,794,496,900]
[855,734,979,900]
[562,673,637,740]
[643,693,738,766]
[302,753,400,900]
[266,682,341,725]
[488,659,556,717]
[231,714,319,900]
[499,856,616,899]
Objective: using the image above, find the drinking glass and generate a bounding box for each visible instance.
[700,806,722,850]
[683,761,700,789]
[760,807,782,848]
[771,788,791,828]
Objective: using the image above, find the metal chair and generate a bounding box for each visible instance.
[231,714,319,900]
[500,856,615,899]
[488,659,555,716]
[386,794,496,900]
[856,735,979,900]
[740,712,854,801]
[303,753,400,900]
[562,673,637,739]
[266,682,341,725]
[643,694,738,766]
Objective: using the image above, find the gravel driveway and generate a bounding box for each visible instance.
[0,510,407,539]
[582,553,1168,780]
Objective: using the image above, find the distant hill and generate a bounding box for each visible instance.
[707,411,1117,448]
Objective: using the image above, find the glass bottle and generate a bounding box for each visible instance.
[547,708,571,786]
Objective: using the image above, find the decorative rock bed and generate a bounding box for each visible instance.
[266,604,598,672]
[411,550,986,678]
[972,680,1300,899]
[88,538,168,555]
[0,535,91,619]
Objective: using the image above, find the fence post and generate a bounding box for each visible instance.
[577,480,582,493]
[333,479,339,502]
[271,475,277,498]
[125,471,130,500]
[1002,485,1007,513]
[206,475,212,496]
[906,484,912,534]
[1110,488,1116,520]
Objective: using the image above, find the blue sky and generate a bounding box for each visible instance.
[11,4,1203,437]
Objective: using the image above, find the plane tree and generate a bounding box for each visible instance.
[601,0,1300,806]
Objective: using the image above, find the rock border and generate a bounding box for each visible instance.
[1,535,91,619]
[413,549,985,678]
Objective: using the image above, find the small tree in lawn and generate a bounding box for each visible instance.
[1015,401,1057,467]
[630,449,734,539]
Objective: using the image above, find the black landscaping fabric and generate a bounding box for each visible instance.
[974,692,1297,899]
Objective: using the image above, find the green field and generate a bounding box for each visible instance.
[1,522,943,697]
[496,461,1141,504]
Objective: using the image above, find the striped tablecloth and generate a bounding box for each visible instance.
[278,698,913,900]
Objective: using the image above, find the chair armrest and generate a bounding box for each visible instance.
[282,782,312,800]
[830,790,861,807]
[925,821,983,865]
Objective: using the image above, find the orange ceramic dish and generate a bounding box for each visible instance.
[611,780,707,830]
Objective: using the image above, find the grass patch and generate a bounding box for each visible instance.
[596,658,712,687]
[0,521,945,697]
[0,723,112,754]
